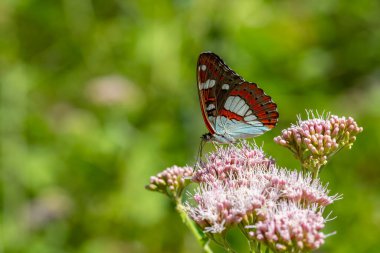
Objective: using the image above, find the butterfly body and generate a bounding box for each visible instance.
[197,52,279,144]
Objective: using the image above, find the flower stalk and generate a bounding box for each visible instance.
[176,202,213,253]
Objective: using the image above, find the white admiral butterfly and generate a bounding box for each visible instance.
[197,52,279,144]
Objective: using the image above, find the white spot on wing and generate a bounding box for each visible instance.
[200,79,216,90]
[208,79,216,88]
[244,115,258,121]
[201,65,207,71]
[224,96,251,116]
[236,104,249,116]
[222,84,229,90]
[247,121,264,126]
[204,80,209,89]
[229,96,238,110]
[224,96,234,110]
[234,98,246,112]
[206,104,215,111]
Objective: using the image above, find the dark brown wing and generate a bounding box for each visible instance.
[197,52,244,134]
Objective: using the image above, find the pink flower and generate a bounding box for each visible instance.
[146,165,193,199]
[248,202,327,252]
[274,111,363,172]
[185,143,338,238]
[186,167,269,233]
[192,141,274,183]
[265,167,341,206]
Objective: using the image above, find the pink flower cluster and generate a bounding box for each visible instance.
[249,202,326,252]
[146,165,193,199]
[266,168,340,206]
[185,142,338,251]
[146,111,362,252]
[187,169,267,233]
[274,112,363,171]
[192,142,273,183]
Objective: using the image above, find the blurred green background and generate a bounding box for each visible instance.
[1,0,379,252]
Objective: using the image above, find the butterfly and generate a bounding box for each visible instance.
[197,52,279,145]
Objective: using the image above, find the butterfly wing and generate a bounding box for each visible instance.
[197,52,279,143]
[216,81,279,139]
[197,52,244,135]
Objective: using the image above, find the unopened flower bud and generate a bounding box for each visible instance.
[274,111,363,172]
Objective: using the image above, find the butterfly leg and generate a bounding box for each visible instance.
[194,137,207,170]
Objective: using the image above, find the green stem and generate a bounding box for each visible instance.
[300,165,319,180]
[176,202,213,253]
[222,239,236,253]
[311,168,319,179]
[300,164,307,175]
[208,233,236,253]
[246,239,261,253]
